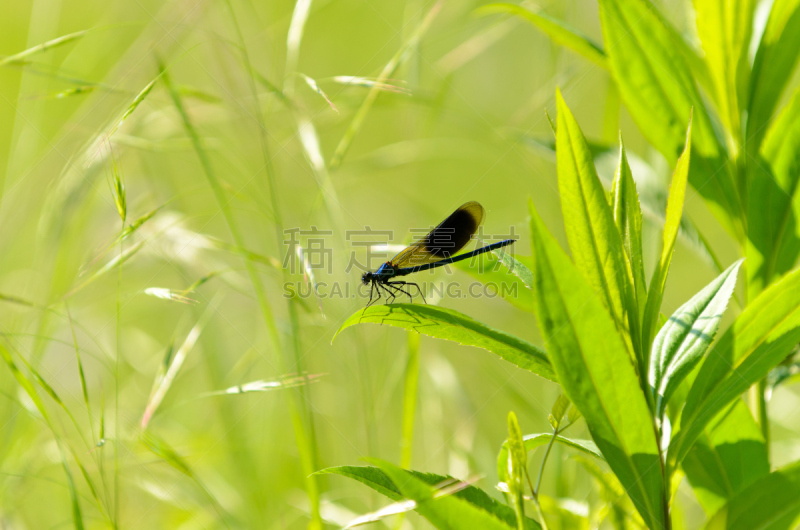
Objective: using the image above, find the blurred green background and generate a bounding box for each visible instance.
[0,0,794,528]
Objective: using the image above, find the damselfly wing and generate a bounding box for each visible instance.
[361,202,515,307]
[390,201,486,268]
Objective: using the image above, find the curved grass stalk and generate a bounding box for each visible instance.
[329,0,443,170]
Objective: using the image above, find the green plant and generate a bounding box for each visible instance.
[331,86,800,528]
[5,0,800,527]
[329,0,800,517]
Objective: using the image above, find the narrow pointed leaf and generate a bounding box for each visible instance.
[642,119,693,357]
[492,249,534,290]
[683,400,768,515]
[476,4,607,68]
[374,460,516,530]
[506,412,527,528]
[612,139,647,321]
[747,0,800,154]
[319,465,541,529]
[649,259,742,418]
[555,91,640,366]
[528,200,665,528]
[456,252,534,312]
[746,86,800,297]
[669,265,800,468]
[704,460,800,529]
[549,394,571,429]
[598,0,742,238]
[334,304,555,381]
[524,136,724,272]
[693,0,755,146]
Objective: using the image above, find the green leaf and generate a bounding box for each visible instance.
[497,434,604,485]
[374,460,517,530]
[649,259,742,418]
[567,404,582,425]
[456,252,534,312]
[642,118,692,359]
[522,135,724,273]
[319,464,541,529]
[683,400,768,515]
[747,0,800,155]
[528,200,665,529]
[746,86,800,297]
[597,0,742,239]
[506,412,527,529]
[573,455,646,529]
[693,0,755,147]
[476,3,607,68]
[493,249,534,291]
[668,265,800,468]
[334,304,555,381]
[555,91,641,367]
[141,432,194,478]
[704,460,800,529]
[611,138,647,322]
[507,412,527,471]
[549,394,571,430]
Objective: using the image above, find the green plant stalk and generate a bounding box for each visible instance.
[114,228,122,529]
[163,71,323,525]
[329,0,442,170]
[530,427,556,530]
[400,331,420,468]
[390,332,421,528]
[224,4,324,525]
[656,419,671,530]
[745,267,772,455]
[173,12,323,525]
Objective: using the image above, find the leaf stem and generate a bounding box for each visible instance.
[534,430,557,497]
[527,426,561,530]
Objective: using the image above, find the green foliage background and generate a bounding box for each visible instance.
[0,0,797,528]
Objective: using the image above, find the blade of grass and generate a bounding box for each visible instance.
[0,344,86,529]
[14,353,108,519]
[298,73,338,113]
[435,17,517,74]
[140,431,229,524]
[329,0,443,170]
[65,240,144,298]
[200,374,323,397]
[85,75,160,165]
[476,3,607,68]
[203,4,326,525]
[141,310,210,429]
[0,30,87,68]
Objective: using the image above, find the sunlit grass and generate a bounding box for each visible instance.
[2,1,800,529]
